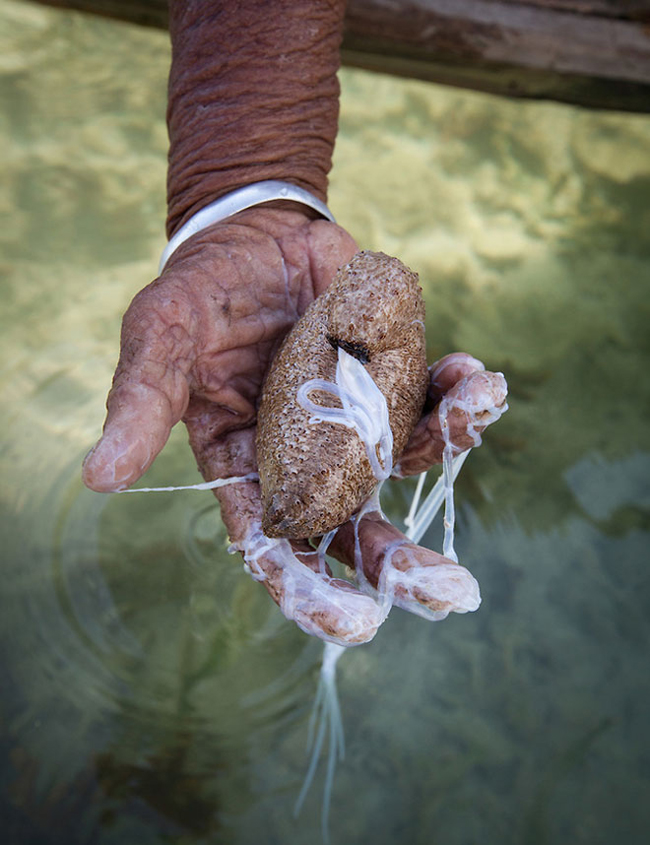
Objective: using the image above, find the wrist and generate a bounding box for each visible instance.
[166,0,345,238]
[160,180,335,272]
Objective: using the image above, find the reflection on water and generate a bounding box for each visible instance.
[2,1,649,843]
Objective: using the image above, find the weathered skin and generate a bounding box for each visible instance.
[166,0,344,235]
[257,251,429,538]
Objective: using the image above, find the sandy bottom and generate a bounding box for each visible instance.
[1,1,649,843]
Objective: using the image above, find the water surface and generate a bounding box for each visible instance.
[2,2,649,843]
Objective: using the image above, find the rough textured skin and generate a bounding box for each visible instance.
[257,251,429,539]
[167,0,345,236]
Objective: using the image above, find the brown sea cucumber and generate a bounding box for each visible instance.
[257,251,429,539]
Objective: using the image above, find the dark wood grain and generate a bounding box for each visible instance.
[30,0,650,111]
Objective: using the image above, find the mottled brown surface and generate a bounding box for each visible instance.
[257,250,429,539]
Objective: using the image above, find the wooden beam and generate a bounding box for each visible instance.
[30,0,650,112]
[342,0,650,111]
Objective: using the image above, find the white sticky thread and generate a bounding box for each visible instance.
[436,373,508,563]
[297,347,394,483]
[119,472,259,494]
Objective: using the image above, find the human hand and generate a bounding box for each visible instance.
[82,208,506,645]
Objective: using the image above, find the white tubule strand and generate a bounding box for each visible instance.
[294,348,396,838]
[294,348,496,622]
[294,641,346,845]
[441,417,459,563]
[118,472,259,494]
[292,349,485,839]
[298,349,399,620]
[405,452,468,545]
[293,348,482,839]
[436,372,508,564]
[297,347,394,482]
[403,470,426,533]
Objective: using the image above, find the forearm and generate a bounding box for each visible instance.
[166,0,346,237]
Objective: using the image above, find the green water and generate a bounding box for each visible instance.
[2,1,649,843]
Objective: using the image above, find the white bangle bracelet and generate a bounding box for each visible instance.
[159,180,336,273]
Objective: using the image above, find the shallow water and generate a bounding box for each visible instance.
[2,1,650,843]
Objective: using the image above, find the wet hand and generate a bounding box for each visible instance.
[82,208,355,492]
[395,352,508,477]
[82,209,506,645]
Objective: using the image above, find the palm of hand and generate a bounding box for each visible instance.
[83,208,357,492]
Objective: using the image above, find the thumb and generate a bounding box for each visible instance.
[82,288,192,492]
[82,378,189,492]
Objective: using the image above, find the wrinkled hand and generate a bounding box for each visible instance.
[82,208,506,645]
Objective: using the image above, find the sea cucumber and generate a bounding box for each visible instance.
[257,251,429,539]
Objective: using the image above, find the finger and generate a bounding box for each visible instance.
[306,220,358,297]
[395,368,508,477]
[428,351,485,403]
[391,352,486,478]
[82,291,192,492]
[219,475,386,646]
[329,513,481,620]
[196,426,384,647]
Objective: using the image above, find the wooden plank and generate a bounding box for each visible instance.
[35,0,169,29]
[341,0,650,110]
[30,0,650,112]
[486,0,649,18]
